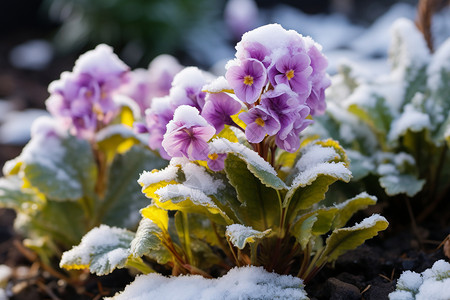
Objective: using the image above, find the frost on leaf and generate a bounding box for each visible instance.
[208,138,287,190]
[60,225,134,276]
[130,218,170,264]
[20,134,97,201]
[225,224,271,249]
[106,266,308,300]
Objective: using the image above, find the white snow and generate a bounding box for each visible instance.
[225,224,270,249]
[106,265,307,300]
[388,105,431,142]
[9,40,54,70]
[166,105,210,133]
[351,3,416,57]
[181,162,224,195]
[0,109,48,145]
[171,67,211,90]
[291,162,352,188]
[351,214,387,229]
[389,18,430,75]
[0,288,7,300]
[390,260,450,300]
[0,265,12,286]
[427,38,450,91]
[95,124,136,142]
[202,76,232,93]
[60,225,131,269]
[377,164,397,176]
[334,192,377,210]
[155,184,218,210]
[138,164,179,188]
[208,138,277,175]
[295,144,338,173]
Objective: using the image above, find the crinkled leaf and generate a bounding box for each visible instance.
[102,145,167,229]
[209,138,287,190]
[379,174,425,197]
[322,214,389,262]
[60,225,134,275]
[22,135,97,201]
[224,154,280,231]
[130,218,171,264]
[225,224,271,250]
[332,192,377,229]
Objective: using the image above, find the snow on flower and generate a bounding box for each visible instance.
[162,106,215,161]
[46,44,129,138]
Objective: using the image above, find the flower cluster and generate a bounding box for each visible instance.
[46,44,129,139]
[137,24,331,169]
[226,23,330,152]
[120,54,182,114]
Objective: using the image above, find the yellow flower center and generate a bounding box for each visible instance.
[243,75,254,86]
[286,69,295,80]
[208,153,219,160]
[255,117,265,127]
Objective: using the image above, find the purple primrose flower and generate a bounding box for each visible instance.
[268,53,312,97]
[226,58,267,104]
[239,105,280,143]
[201,93,242,132]
[46,44,129,138]
[162,105,216,161]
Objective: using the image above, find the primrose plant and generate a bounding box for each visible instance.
[0,45,170,272]
[60,24,388,298]
[305,18,450,217]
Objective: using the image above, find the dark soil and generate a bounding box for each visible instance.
[1,205,448,299]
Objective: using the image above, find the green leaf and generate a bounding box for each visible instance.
[322,214,389,262]
[60,225,134,275]
[225,224,271,250]
[332,192,378,229]
[18,200,87,251]
[209,138,287,190]
[224,154,280,231]
[21,135,97,201]
[130,218,170,264]
[0,176,43,210]
[347,150,374,181]
[348,96,393,141]
[379,174,425,197]
[101,145,168,229]
[291,214,317,250]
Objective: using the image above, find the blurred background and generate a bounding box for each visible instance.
[0,0,449,174]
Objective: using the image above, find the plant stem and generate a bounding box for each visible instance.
[181,212,194,265]
[126,258,154,274]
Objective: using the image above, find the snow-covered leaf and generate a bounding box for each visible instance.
[225,224,271,250]
[130,218,170,264]
[0,176,42,210]
[322,214,388,262]
[332,192,378,229]
[224,154,280,231]
[379,174,425,197]
[209,138,287,190]
[96,124,141,163]
[21,134,97,201]
[60,225,134,275]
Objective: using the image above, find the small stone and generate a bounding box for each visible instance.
[327,277,361,300]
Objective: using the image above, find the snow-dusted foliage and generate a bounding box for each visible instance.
[389,260,450,300]
[306,18,450,201]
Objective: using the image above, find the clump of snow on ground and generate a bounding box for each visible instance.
[389,259,450,300]
[107,265,308,300]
